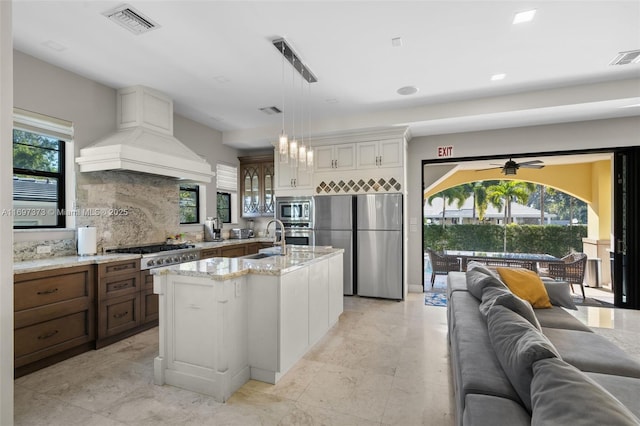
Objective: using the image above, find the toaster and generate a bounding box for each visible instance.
[228,228,254,239]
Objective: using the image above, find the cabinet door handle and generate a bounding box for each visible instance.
[38,330,59,340]
[113,311,129,319]
[37,288,59,295]
[112,282,130,290]
[111,265,130,271]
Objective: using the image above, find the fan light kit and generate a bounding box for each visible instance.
[477,158,545,175]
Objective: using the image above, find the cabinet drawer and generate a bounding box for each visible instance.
[15,310,91,361]
[99,259,140,277]
[99,293,141,339]
[220,245,246,258]
[99,273,140,300]
[14,266,93,311]
[201,248,220,259]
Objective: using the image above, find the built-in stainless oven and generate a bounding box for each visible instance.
[276,196,314,245]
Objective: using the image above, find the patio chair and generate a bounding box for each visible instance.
[548,252,588,298]
[427,248,461,287]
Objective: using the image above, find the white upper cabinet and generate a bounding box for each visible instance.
[315,144,356,172]
[356,139,403,169]
[275,149,313,192]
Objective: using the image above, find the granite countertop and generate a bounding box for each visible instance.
[14,253,143,275]
[153,246,344,281]
[14,237,276,275]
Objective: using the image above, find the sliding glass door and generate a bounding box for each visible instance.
[613,149,640,309]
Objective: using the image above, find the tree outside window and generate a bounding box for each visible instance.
[217,192,231,223]
[179,184,199,224]
[13,129,65,228]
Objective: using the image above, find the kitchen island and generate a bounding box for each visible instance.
[151,246,344,402]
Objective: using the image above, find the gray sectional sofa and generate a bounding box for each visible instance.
[447,267,640,425]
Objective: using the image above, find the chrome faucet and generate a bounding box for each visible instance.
[266,219,287,256]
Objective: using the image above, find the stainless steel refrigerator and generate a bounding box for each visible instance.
[356,193,403,299]
[313,195,355,295]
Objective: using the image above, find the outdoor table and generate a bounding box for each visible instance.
[444,250,562,273]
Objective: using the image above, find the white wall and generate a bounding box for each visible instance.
[0,2,13,423]
[407,117,640,291]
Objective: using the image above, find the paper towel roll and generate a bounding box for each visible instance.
[77,226,97,256]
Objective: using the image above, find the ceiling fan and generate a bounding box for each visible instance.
[479,158,545,175]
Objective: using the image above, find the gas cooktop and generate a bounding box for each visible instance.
[107,243,195,255]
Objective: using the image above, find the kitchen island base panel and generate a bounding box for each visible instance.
[155,357,250,403]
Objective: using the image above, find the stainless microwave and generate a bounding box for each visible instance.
[276,197,312,223]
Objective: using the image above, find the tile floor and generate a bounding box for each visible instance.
[14,293,455,426]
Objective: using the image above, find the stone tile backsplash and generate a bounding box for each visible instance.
[15,170,184,261]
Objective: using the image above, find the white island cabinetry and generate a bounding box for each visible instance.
[153,247,344,400]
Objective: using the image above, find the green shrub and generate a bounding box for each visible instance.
[424,224,586,257]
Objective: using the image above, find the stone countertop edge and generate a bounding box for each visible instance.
[13,253,143,275]
[152,248,345,281]
[13,237,275,274]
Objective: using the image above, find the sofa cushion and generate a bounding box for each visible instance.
[531,358,640,426]
[466,268,507,301]
[542,327,640,378]
[463,394,530,426]
[587,372,640,420]
[487,305,560,412]
[534,306,592,332]
[496,267,552,309]
[447,271,468,298]
[541,279,577,310]
[479,286,541,330]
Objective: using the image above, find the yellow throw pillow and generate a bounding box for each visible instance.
[496,267,552,309]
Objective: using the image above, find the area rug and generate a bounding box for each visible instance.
[425,291,447,307]
[572,295,615,308]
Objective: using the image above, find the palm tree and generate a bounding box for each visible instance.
[486,181,532,224]
[466,180,498,222]
[427,186,468,228]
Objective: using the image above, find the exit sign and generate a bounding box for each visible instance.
[437,146,454,158]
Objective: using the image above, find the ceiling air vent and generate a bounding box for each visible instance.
[610,49,640,65]
[259,106,282,115]
[103,4,159,35]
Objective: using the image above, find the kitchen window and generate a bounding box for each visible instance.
[217,163,238,224]
[12,109,73,229]
[179,184,199,224]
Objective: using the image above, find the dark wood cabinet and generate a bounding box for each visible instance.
[96,259,155,348]
[220,245,247,258]
[239,155,274,218]
[14,265,95,377]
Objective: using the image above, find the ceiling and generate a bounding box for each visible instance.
[11,1,640,149]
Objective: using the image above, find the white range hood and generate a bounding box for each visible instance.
[76,86,213,183]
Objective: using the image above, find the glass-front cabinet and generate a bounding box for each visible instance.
[239,155,274,217]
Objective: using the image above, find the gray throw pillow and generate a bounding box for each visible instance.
[531,358,640,425]
[466,268,506,301]
[541,280,577,310]
[480,286,541,330]
[486,305,560,412]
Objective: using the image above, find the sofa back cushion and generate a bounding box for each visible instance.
[531,358,640,425]
[480,286,541,330]
[466,268,507,301]
[486,305,560,412]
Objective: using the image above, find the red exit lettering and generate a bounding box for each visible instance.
[437,146,454,158]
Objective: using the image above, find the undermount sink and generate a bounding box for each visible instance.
[240,252,281,260]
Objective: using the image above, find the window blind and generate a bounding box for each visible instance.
[13,108,74,142]
[216,163,237,192]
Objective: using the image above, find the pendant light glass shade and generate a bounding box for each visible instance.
[278,132,289,164]
[298,144,307,170]
[289,139,298,167]
[306,148,314,169]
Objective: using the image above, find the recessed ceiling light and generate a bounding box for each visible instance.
[513,9,536,24]
[610,49,640,65]
[397,86,419,96]
[325,98,339,104]
[491,73,506,81]
[391,37,403,47]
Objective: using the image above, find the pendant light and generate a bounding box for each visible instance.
[278,41,288,164]
[298,68,307,171]
[289,57,298,167]
[305,76,314,169]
